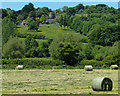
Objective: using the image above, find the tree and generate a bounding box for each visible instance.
[88,23,120,46]
[59,15,63,28]
[50,11,55,19]
[21,3,34,19]
[28,20,39,31]
[17,15,24,24]
[2,37,24,59]
[66,7,76,16]
[84,43,94,60]
[2,17,16,46]
[40,15,46,23]
[59,14,69,28]
[7,13,17,23]
[36,8,43,18]
[75,4,84,13]
[28,10,36,20]
[2,9,8,19]
[62,6,68,12]
[49,33,82,66]
[25,35,39,58]
[25,35,38,52]
[56,42,79,66]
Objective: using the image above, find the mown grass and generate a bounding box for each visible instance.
[2,69,118,94]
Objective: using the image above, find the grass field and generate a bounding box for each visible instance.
[2,69,118,94]
[17,24,88,40]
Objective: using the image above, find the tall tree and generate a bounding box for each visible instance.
[21,3,34,19]
[2,17,16,46]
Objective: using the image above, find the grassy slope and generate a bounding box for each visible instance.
[17,24,88,48]
[2,69,118,94]
[17,24,88,40]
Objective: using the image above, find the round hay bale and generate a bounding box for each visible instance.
[84,65,93,71]
[52,66,58,70]
[110,65,118,70]
[92,77,113,91]
[16,65,23,70]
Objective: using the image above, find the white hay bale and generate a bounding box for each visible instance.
[16,65,23,70]
[84,65,93,71]
[92,77,113,91]
[52,66,58,70]
[110,65,118,70]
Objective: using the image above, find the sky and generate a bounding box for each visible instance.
[1,2,119,11]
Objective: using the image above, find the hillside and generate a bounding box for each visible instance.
[2,3,120,69]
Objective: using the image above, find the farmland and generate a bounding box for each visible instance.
[2,69,118,94]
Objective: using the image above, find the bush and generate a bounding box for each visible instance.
[79,60,104,69]
[2,58,66,69]
[102,55,119,67]
[16,32,45,39]
[2,37,24,59]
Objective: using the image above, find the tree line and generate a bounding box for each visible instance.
[1,3,120,68]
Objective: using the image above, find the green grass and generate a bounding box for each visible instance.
[17,25,88,40]
[19,38,48,47]
[17,25,44,36]
[2,69,118,94]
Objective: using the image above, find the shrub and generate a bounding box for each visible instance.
[80,60,104,69]
[16,32,45,39]
[2,58,66,69]
[2,37,24,59]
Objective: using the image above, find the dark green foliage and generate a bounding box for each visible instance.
[92,45,109,61]
[25,47,38,58]
[2,17,16,46]
[28,11,36,20]
[2,9,8,19]
[16,32,45,39]
[56,42,79,66]
[66,7,76,16]
[28,20,39,31]
[49,34,83,66]
[7,13,17,23]
[25,35,38,54]
[50,11,55,19]
[2,58,65,69]
[2,37,24,59]
[89,23,120,46]
[83,43,94,60]
[74,4,84,13]
[25,39,38,56]
[21,3,35,19]
[17,15,24,24]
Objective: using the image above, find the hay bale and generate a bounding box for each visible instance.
[16,65,23,70]
[92,77,113,91]
[52,66,58,70]
[84,65,93,71]
[110,65,118,70]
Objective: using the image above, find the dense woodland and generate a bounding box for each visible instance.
[1,3,120,69]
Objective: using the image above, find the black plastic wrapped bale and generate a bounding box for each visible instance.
[16,65,23,70]
[84,65,93,71]
[92,77,113,91]
[110,65,118,70]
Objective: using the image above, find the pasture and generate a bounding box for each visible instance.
[17,24,88,40]
[2,69,118,94]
